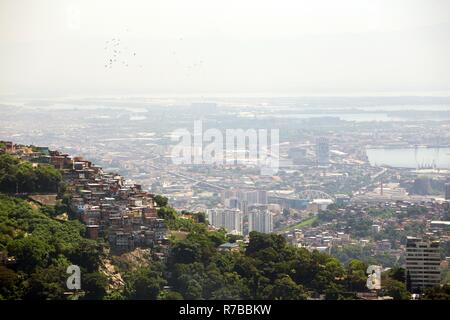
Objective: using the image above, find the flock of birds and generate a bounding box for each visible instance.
[104,37,140,69]
[103,33,205,76]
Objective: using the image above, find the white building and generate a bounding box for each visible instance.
[222,189,268,209]
[308,198,333,213]
[316,137,330,165]
[207,208,243,235]
[248,208,273,234]
[405,236,441,292]
[372,224,381,233]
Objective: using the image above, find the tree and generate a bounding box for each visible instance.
[0,266,20,299]
[154,195,168,207]
[170,240,203,265]
[157,206,177,221]
[382,279,411,300]
[194,212,206,224]
[16,162,36,193]
[324,282,345,300]
[7,236,51,273]
[24,264,68,300]
[35,165,62,193]
[207,230,227,247]
[246,232,286,257]
[0,155,62,194]
[226,234,243,243]
[387,267,406,283]
[124,267,166,300]
[209,272,249,299]
[161,290,183,300]
[0,154,19,193]
[176,274,203,300]
[67,239,102,273]
[0,185,103,300]
[82,272,108,300]
[264,275,308,300]
[346,259,368,292]
[422,285,450,300]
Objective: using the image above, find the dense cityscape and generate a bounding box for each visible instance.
[1,1,450,314]
[0,95,449,300]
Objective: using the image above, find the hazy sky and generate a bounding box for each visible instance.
[1,0,450,97]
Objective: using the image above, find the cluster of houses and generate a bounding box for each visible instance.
[283,199,449,265]
[1,141,170,257]
[285,228,353,253]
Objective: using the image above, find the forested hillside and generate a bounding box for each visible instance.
[0,153,62,194]
[0,195,105,299]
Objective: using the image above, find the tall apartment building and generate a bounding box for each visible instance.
[316,137,330,165]
[405,236,441,292]
[207,208,243,235]
[445,182,450,200]
[248,208,273,234]
[222,189,268,211]
[246,190,268,205]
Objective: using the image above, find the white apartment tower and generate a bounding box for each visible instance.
[316,137,330,165]
[248,209,273,234]
[222,189,268,212]
[207,208,243,235]
[405,236,441,292]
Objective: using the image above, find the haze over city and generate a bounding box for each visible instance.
[1,0,450,97]
[1,0,450,307]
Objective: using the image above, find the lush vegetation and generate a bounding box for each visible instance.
[119,202,396,300]
[0,153,62,194]
[0,195,105,300]
[0,189,413,300]
[422,284,450,300]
